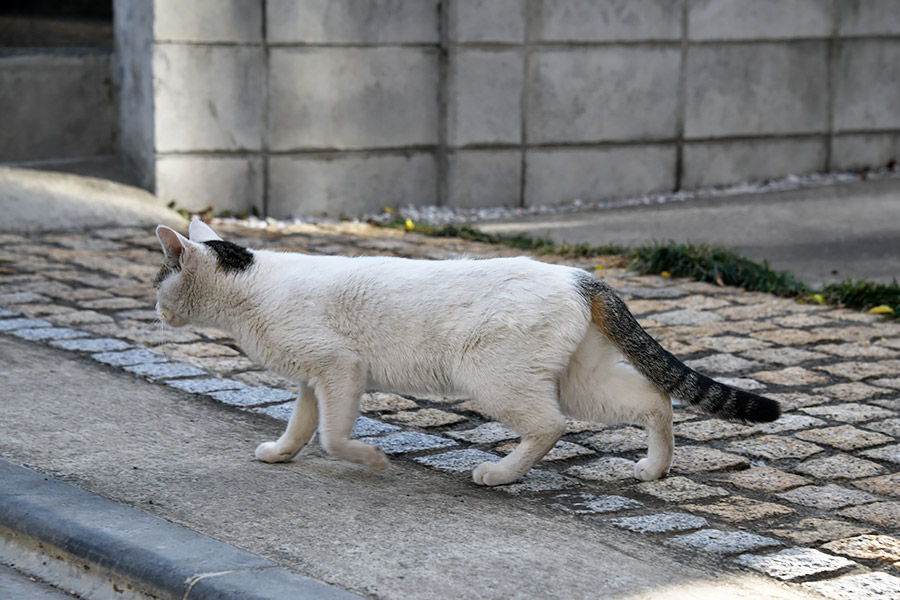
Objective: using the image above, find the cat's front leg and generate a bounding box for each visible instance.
[256,381,319,462]
[315,361,389,473]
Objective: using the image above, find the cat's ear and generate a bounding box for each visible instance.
[188,220,222,243]
[156,225,190,262]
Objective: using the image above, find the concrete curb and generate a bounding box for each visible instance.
[0,460,362,600]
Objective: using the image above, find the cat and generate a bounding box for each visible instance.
[154,220,780,486]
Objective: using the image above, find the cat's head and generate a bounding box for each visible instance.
[154,220,254,327]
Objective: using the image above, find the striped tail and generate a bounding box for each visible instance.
[578,275,780,423]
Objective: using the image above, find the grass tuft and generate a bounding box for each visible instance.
[380,220,899,320]
[627,243,809,298]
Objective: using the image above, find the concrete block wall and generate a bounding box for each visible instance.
[115,0,900,217]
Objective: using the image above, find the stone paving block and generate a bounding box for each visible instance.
[668,529,781,556]
[817,361,900,382]
[582,427,647,453]
[804,572,900,600]
[80,296,146,310]
[684,353,762,374]
[495,440,594,462]
[872,378,900,390]
[636,476,727,502]
[816,383,885,402]
[652,309,724,326]
[839,501,900,529]
[383,408,468,428]
[563,457,636,482]
[551,493,643,514]
[853,472,900,499]
[359,432,458,455]
[360,392,418,413]
[608,512,707,534]
[124,362,208,380]
[0,292,50,305]
[750,367,831,387]
[47,310,114,325]
[91,348,168,367]
[8,327,89,341]
[232,370,296,391]
[671,446,749,474]
[823,535,900,566]
[446,422,518,445]
[50,337,132,352]
[766,518,874,546]
[695,335,772,353]
[802,403,897,424]
[741,347,830,366]
[0,308,20,317]
[725,435,823,461]
[496,471,581,495]
[771,313,834,328]
[871,398,900,412]
[248,402,291,421]
[794,424,893,451]
[734,548,856,582]
[765,392,830,411]
[413,449,500,474]
[756,414,827,434]
[673,419,757,442]
[351,416,403,438]
[209,387,296,407]
[714,377,766,392]
[714,466,811,493]
[0,317,51,331]
[163,342,241,359]
[818,343,897,358]
[565,419,607,434]
[181,355,258,374]
[861,444,900,465]
[794,454,887,480]
[164,378,247,394]
[776,484,879,510]
[683,496,794,523]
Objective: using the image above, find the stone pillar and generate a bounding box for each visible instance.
[114,0,265,216]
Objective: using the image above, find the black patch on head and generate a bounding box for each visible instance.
[203,240,254,273]
[153,263,177,289]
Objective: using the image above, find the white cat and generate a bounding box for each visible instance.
[154,220,779,486]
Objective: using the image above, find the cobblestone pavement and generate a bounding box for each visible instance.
[2,221,900,599]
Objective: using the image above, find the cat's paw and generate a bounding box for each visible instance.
[255,441,296,463]
[634,458,668,481]
[363,446,390,473]
[472,461,519,486]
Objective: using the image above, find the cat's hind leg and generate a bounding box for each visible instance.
[256,381,319,463]
[472,379,566,486]
[634,396,674,481]
[315,361,389,473]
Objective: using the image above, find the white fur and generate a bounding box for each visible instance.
[155,224,674,485]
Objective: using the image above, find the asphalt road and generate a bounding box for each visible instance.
[479,178,900,288]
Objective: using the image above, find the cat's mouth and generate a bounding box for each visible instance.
[156,302,188,327]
